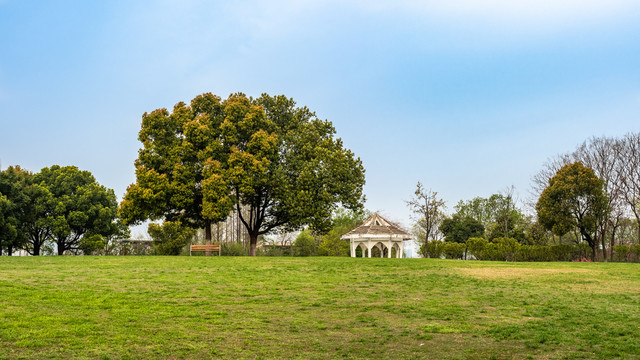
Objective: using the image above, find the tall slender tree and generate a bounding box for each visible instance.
[407,182,446,258]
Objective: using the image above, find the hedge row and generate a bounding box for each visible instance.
[424,238,640,262]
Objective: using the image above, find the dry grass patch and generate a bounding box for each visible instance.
[457,266,596,279]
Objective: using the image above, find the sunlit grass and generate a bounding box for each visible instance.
[0,257,639,359]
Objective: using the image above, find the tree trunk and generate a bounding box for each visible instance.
[33,242,40,256]
[249,233,258,256]
[610,223,618,257]
[424,237,429,258]
[599,225,607,261]
[205,219,212,256]
[7,244,12,256]
[58,240,64,255]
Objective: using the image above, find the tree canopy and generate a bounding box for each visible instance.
[0,165,119,255]
[439,215,484,244]
[120,92,365,255]
[0,166,31,255]
[536,162,609,260]
[148,221,196,256]
[37,166,119,255]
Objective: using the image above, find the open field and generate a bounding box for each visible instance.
[0,257,639,359]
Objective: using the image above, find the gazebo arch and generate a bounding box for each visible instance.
[342,213,413,258]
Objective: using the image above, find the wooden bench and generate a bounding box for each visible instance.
[190,244,221,256]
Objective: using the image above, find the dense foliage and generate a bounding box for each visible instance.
[0,165,120,255]
[120,92,365,256]
[148,221,196,255]
[292,230,316,256]
[439,215,484,243]
[536,162,609,260]
[316,208,369,256]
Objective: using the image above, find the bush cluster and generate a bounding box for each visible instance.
[221,242,248,256]
[423,238,620,262]
[612,244,640,262]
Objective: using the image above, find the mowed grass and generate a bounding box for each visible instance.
[0,257,639,359]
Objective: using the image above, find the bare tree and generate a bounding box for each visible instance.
[618,132,640,244]
[498,186,516,239]
[531,154,573,201]
[407,182,446,258]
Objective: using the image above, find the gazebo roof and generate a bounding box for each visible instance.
[341,213,413,240]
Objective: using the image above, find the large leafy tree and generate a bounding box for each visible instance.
[439,215,484,244]
[0,166,36,255]
[0,194,14,255]
[120,93,229,245]
[36,165,119,255]
[536,162,609,260]
[121,93,365,256]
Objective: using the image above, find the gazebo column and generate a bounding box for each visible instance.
[350,240,356,257]
[387,240,392,258]
[367,240,372,258]
[398,241,404,258]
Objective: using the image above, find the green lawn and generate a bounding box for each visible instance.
[0,257,639,359]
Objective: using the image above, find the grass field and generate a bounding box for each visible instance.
[0,257,639,359]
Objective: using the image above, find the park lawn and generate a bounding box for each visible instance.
[0,257,639,359]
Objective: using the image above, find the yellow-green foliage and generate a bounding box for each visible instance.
[293,230,316,256]
[147,221,196,255]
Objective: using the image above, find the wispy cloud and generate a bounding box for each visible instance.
[332,0,640,29]
[227,0,640,43]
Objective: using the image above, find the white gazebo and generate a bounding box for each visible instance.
[341,213,413,258]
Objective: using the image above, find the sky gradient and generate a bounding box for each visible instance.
[1,1,640,235]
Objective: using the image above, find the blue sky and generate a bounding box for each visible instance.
[1,1,640,233]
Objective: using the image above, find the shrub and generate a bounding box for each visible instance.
[631,244,640,262]
[148,221,195,256]
[317,227,350,256]
[466,237,488,260]
[424,240,445,259]
[493,238,521,261]
[293,230,316,257]
[612,245,630,262]
[79,234,105,255]
[257,245,286,257]
[443,242,465,259]
[222,242,247,256]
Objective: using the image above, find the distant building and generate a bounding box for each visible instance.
[341,213,414,258]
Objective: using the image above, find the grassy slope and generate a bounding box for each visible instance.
[0,257,639,359]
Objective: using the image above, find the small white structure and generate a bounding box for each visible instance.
[341,213,413,258]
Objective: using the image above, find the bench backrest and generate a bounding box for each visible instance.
[190,244,220,251]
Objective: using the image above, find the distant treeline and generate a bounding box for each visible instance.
[410,132,640,262]
[0,165,125,255]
